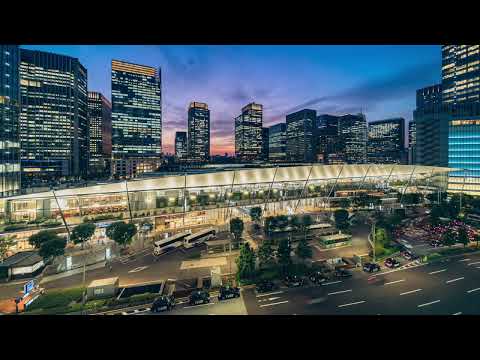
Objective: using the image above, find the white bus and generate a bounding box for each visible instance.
[184,228,216,249]
[153,231,191,256]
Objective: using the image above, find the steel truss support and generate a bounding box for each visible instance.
[52,190,71,239]
[294,164,314,213]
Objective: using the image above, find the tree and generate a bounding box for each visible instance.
[442,229,457,248]
[475,233,480,248]
[28,230,58,248]
[235,242,256,281]
[230,217,244,243]
[106,221,137,248]
[339,198,351,209]
[38,236,66,260]
[334,209,349,230]
[0,235,16,262]
[70,223,96,249]
[299,215,313,241]
[457,227,470,248]
[277,238,292,273]
[257,239,274,269]
[295,236,312,263]
[249,207,262,226]
[429,205,444,226]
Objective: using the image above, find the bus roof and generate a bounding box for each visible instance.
[154,231,190,246]
[185,227,215,240]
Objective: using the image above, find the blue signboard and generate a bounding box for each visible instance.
[24,280,35,297]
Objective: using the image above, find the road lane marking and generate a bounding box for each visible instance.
[259,300,289,308]
[467,261,480,266]
[429,269,447,275]
[327,289,352,296]
[308,297,327,305]
[446,277,464,284]
[453,312,462,315]
[256,291,283,298]
[184,303,215,309]
[418,300,440,308]
[467,287,480,293]
[338,300,365,308]
[384,279,405,286]
[322,281,342,286]
[400,288,422,296]
[258,297,281,303]
[459,258,471,262]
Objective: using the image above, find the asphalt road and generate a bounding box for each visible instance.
[242,252,480,315]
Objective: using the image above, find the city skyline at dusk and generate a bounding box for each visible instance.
[21,45,441,155]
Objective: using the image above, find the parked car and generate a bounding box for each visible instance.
[401,250,417,260]
[309,271,327,284]
[188,290,210,306]
[334,269,352,278]
[384,257,401,268]
[283,275,305,287]
[151,295,175,312]
[363,262,381,273]
[218,285,240,301]
[255,280,278,293]
[430,240,444,248]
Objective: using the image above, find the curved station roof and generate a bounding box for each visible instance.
[4,164,455,201]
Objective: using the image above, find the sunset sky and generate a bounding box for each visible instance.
[22,45,442,155]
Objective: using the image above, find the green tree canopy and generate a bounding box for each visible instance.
[230,217,244,242]
[249,207,263,224]
[334,209,350,230]
[339,197,351,209]
[70,223,96,247]
[295,236,313,262]
[277,238,292,272]
[0,235,16,261]
[457,227,470,247]
[257,238,275,269]
[236,242,256,281]
[106,221,137,248]
[442,229,457,247]
[28,230,59,249]
[38,236,66,260]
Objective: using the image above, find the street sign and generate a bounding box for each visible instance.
[23,280,35,297]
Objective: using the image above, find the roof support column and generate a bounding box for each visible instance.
[124,180,133,221]
[52,190,71,239]
[326,164,345,206]
[294,164,314,213]
[263,166,279,215]
[400,165,417,206]
[182,172,187,228]
[355,164,372,197]
[227,170,237,224]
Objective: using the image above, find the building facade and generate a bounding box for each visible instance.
[286,109,316,162]
[442,45,480,105]
[268,123,286,162]
[235,103,263,162]
[261,127,269,161]
[87,91,112,178]
[175,131,187,161]
[187,102,210,162]
[111,60,162,178]
[0,45,21,197]
[367,118,405,164]
[19,49,88,188]
[315,114,342,164]
[338,113,367,164]
[408,121,416,165]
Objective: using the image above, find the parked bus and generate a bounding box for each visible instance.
[184,228,216,249]
[153,231,191,256]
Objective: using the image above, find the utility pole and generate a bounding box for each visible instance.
[371,221,376,263]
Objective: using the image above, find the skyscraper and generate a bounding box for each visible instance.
[268,123,286,162]
[286,109,316,162]
[442,45,480,104]
[235,102,263,162]
[338,113,367,164]
[187,102,210,162]
[19,49,88,187]
[367,118,405,164]
[111,60,162,178]
[315,114,342,164]
[87,91,112,178]
[0,45,21,197]
[261,127,269,161]
[175,131,187,161]
[408,121,416,165]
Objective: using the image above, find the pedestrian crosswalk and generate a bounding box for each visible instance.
[398,260,422,270]
[255,290,289,308]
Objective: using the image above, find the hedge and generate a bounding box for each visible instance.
[27,287,84,311]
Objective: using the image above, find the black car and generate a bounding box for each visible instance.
[363,262,381,273]
[400,250,416,260]
[309,271,327,284]
[334,269,352,278]
[151,295,175,312]
[188,290,210,306]
[255,280,277,293]
[430,240,444,248]
[218,285,240,301]
[384,257,401,268]
[284,275,305,287]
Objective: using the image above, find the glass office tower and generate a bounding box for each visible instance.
[19,49,88,187]
[367,118,405,164]
[408,121,416,165]
[286,109,316,163]
[87,91,112,178]
[338,113,367,164]
[0,45,21,197]
[268,123,286,162]
[111,60,162,178]
[235,102,263,162]
[315,114,342,164]
[187,102,210,162]
[442,45,480,104]
[261,127,269,161]
[175,131,187,161]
